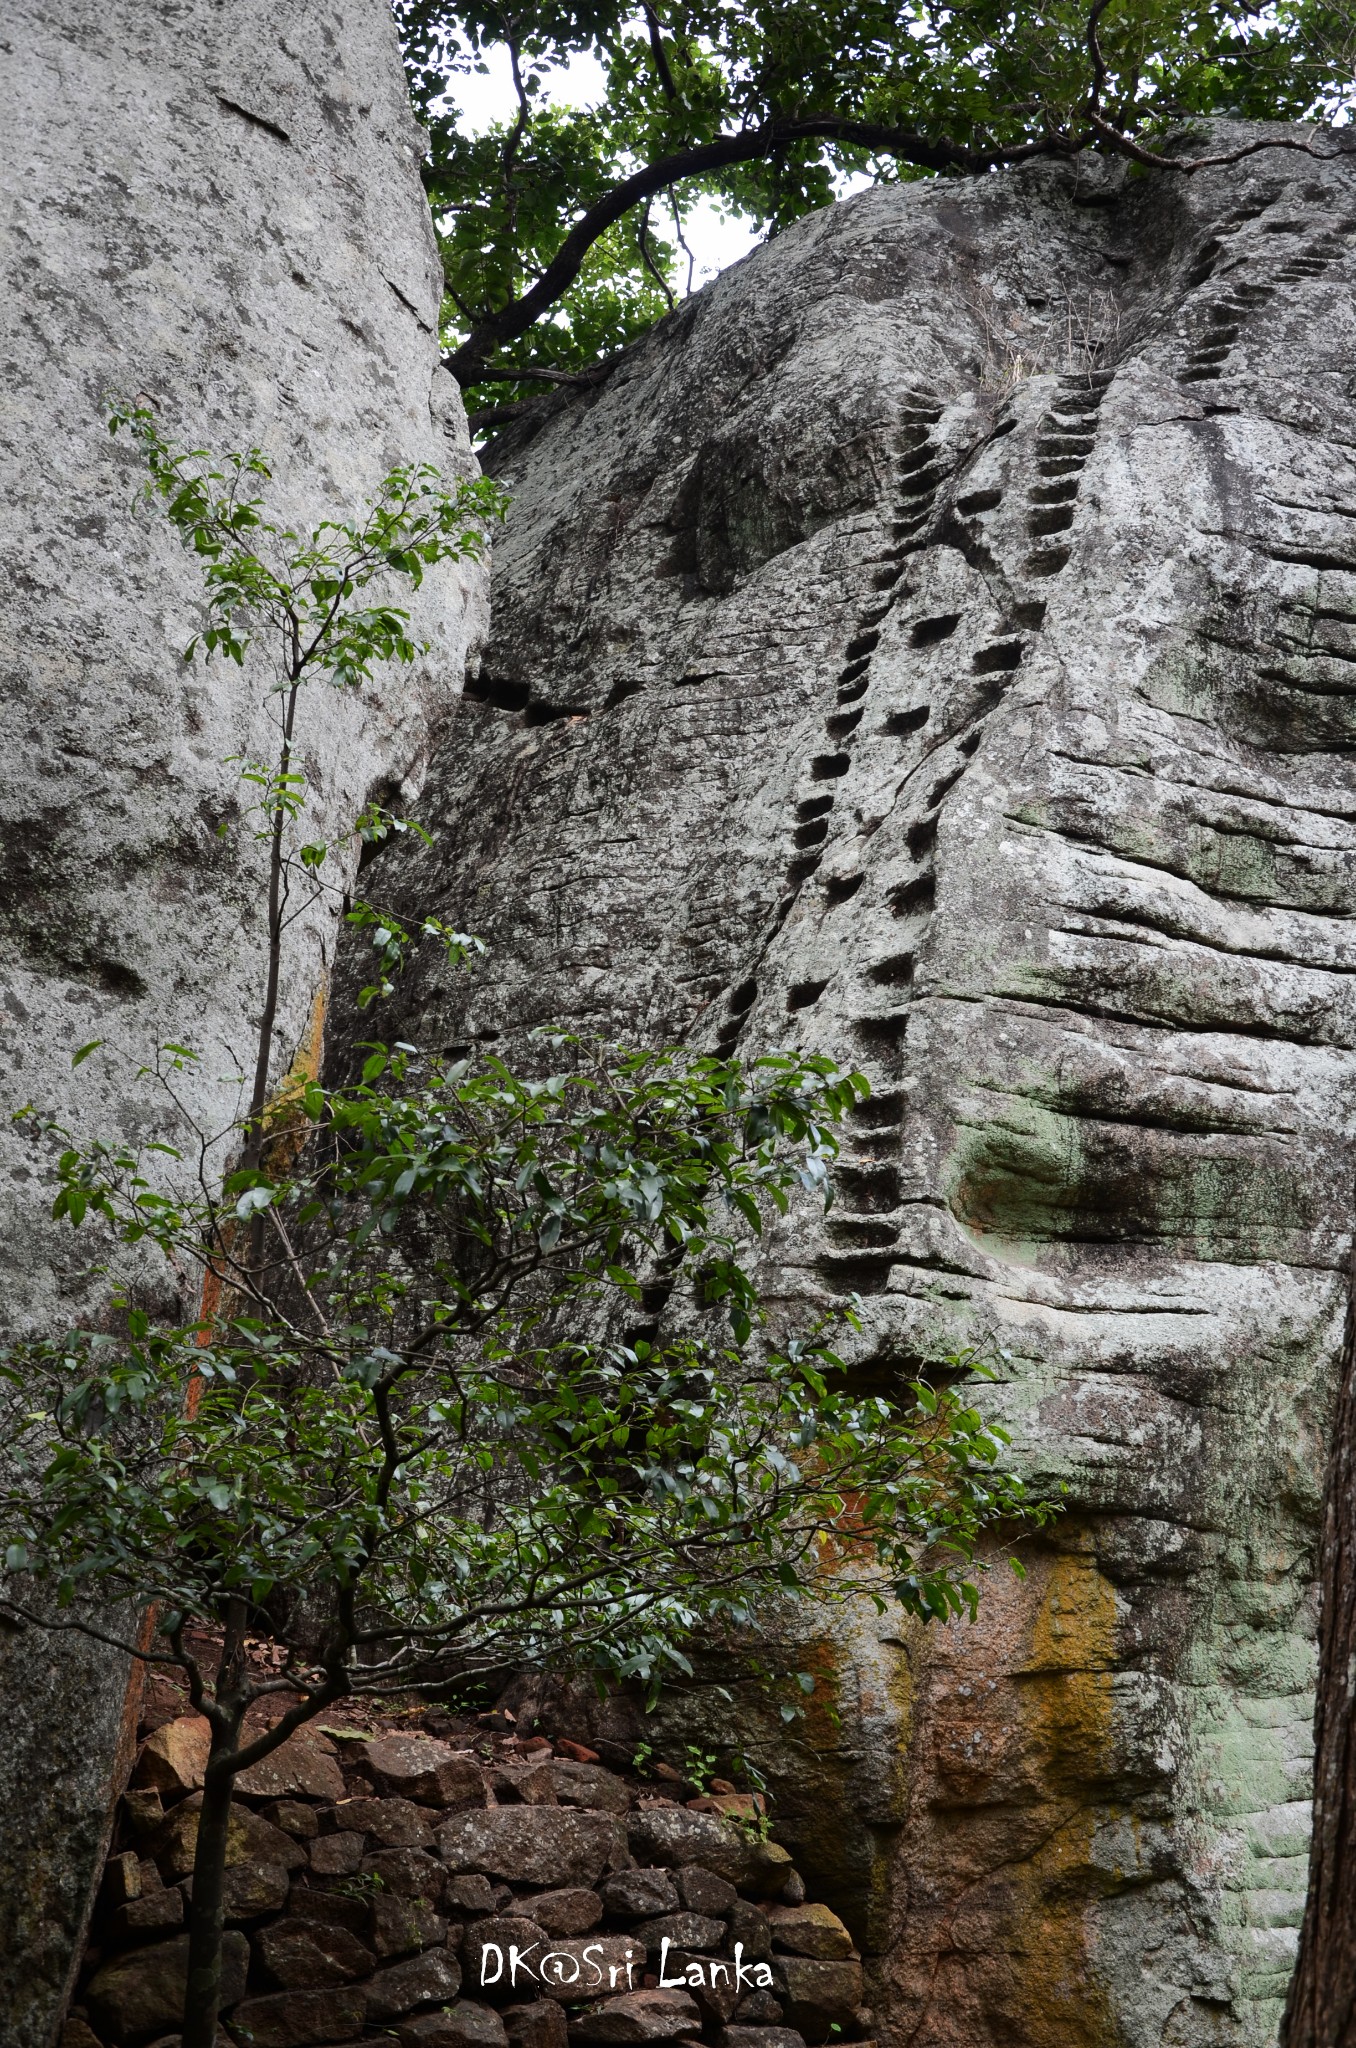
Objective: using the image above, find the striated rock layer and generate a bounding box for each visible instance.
[0,1,486,2037]
[353,126,1356,2048]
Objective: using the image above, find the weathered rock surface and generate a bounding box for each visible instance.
[350,122,1356,2048]
[402,2002,510,2048]
[764,1906,853,1961]
[229,1985,368,2047]
[571,1988,704,2041]
[626,1814,792,1898]
[0,0,487,2036]
[440,1808,629,1886]
[367,1734,488,1808]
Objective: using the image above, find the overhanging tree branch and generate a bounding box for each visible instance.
[443,114,1067,384]
[443,108,1352,390]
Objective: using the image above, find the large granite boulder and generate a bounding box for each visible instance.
[349,123,1356,2048]
[0,0,487,2037]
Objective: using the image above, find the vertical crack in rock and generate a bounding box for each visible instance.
[340,126,1356,2048]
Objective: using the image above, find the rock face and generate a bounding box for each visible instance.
[0,2,486,2037]
[353,125,1356,2048]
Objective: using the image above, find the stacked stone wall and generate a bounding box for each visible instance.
[64,1690,868,2048]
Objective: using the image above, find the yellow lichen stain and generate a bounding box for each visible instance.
[1023,1545,1118,1783]
[993,1544,1122,2048]
[884,1538,1126,2048]
[262,979,329,1153]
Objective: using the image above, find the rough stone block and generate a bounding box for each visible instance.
[365,1845,447,1899]
[445,1873,498,1914]
[59,2021,104,2048]
[227,1986,367,2046]
[85,1930,248,2042]
[329,1795,435,1848]
[110,1886,185,1938]
[626,1814,790,1897]
[490,1762,558,1807]
[718,2030,807,2048]
[287,1885,371,1934]
[602,1870,680,1920]
[399,2007,510,2048]
[725,1905,772,1963]
[637,1914,726,1956]
[254,1916,375,1989]
[764,1905,853,1960]
[680,1968,742,2029]
[264,1800,320,1840]
[731,1994,783,2025]
[567,1988,703,2041]
[101,1849,143,1908]
[439,1809,627,1887]
[364,1946,464,2021]
[675,1867,736,1916]
[120,1790,166,1847]
[150,1795,306,1882]
[134,1717,211,1800]
[769,1960,862,2042]
[549,1762,631,1815]
[308,1830,365,1877]
[182,1858,291,1922]
[529,1886,604,1936]
[371,1892,449,1958]
[235,1730,346,1804]
[367,1735,489,1809]
[503,2002,569,2048]
[464,1915,550,2000]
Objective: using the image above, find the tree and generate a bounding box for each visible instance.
[0,417,1049,2048]
[394,0,1356,418]
[1283,1258,1356,2048]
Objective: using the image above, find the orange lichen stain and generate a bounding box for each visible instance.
[190,976,331,1392]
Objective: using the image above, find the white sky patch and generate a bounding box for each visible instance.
[453,42,609,126]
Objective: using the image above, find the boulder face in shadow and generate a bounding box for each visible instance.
[348,127,1356,2048]
[0,3,488,2038]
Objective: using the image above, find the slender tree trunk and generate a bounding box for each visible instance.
[180,1737,238,2048]
[241,672,300,1274]
[1284,1226,1356,2048]
[245,675,301,1154]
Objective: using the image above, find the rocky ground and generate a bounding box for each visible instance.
[62,1674,870,2048]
